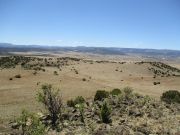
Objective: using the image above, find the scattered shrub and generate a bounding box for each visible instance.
[110,88,121,96]
[153,82,160,85]
[123,87,133,100]
[37,84,62,128]
[94,90,109,101]
[67,99,75,107]
[54,71,58,75]
[9,77,13,80]
[100,102,111,123]
[33,71,37,75]
[67,96,85,107]
[75,103,85,123]
[82,78,86,81]
[15,110,46,135]
[15,74,21,78]
[75,70,78,74]
[161,90,180,104]
[74,96,85,105]
[123,87,133,95]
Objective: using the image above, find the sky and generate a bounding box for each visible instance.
[0,0,180,50]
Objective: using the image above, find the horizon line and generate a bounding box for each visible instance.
[0,42,180,51]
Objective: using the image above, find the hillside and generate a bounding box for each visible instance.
[0,55,180,121]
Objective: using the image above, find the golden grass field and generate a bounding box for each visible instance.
[0,53,180,124]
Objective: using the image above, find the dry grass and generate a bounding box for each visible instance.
[0,54,180,123]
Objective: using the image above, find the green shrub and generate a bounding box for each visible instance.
[161,90,180,104]
[75,70,78,74]
[37,84,62,128]
[75,103,85,123]
[123,87,133,100]
[67,99,75,107]
[15,110,46,135]
[100,102,111,123]
[54,71,58,75]
[15,74,21,78]
[153,82,160,85]
[110,88,121,96]
[74,96,85,105]
[94,90,109,101]
[123,87,133,95]
[67,96,85,107]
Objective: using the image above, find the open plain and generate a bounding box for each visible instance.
[0,52,180,124]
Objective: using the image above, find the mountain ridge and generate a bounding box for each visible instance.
[0,43,180,58]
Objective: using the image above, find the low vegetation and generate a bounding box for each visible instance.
[67,96,85,107]
[161,90,180,104]
[100,101,111,123]
[153,81,161,85]
[1,56,180,134]
[53,71,58,75]
[94,90,109,101]
[9,84,180,135]
[110,88,121,96]
[14,74,21,78]
[13,110,46,135]
[37,84,63,129]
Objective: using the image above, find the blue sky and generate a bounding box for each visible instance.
[0,0,180,50]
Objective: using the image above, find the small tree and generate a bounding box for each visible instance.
[110,88,121,96]
[161,90,180,104]
[94,90,109,101]
[37,84,63,128]
[100,102,111,123]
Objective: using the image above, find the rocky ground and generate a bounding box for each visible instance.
[9,88,180,135]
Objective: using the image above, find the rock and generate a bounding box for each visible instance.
[134,132,145,135]
[72,108,77,113]
[93,124,111,135]
[137,127,151,135]
[119,119,126,123]
[11,122,20,129]
[129,108,143,117]
[70,112,81,121]
[84,111,91,116]
[37,112,44,118]
[112,125,131,135]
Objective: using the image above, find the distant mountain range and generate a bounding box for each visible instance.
[0,43,180,59]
